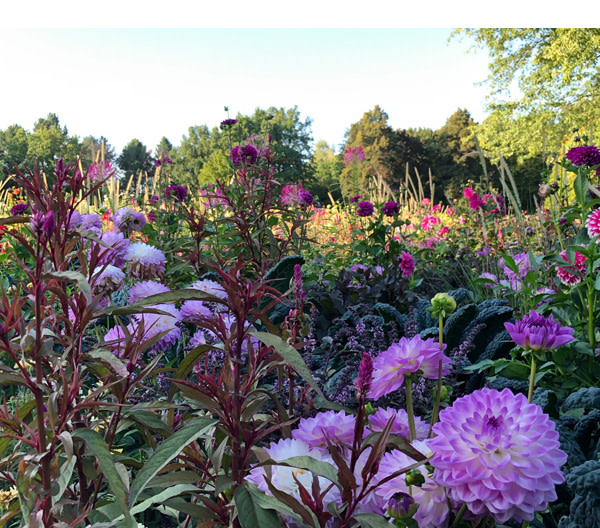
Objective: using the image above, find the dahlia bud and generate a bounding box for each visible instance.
[355,352,373,399]
[387,492,417,520]
[405,468,425,487]
[428,292,456,319]
[42,211,56,239]
[538,184,552,198]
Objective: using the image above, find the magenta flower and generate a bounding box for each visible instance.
[585,208,600,239]
[399,251,415,278]
[355,352,373,399]
[10,203,29,216]
[350,194,362,204]
[382,201,400,216]
[469,194,484,210]
[429,388,567,523]
[369,335,450,400]
[230,144,258,166]
[344,145,365,164]
[220,118,238,127]
[292,410,356,448]
[298,189,314,206]
[556,249,587,286]
[356,201,374,217]
[421,215,438,231]
[463,187,475,199]
[504,310,574,351]
[165,185,188,203]
[566,145,600,170]
[88,160,116,182]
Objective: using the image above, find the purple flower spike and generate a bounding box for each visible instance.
[504,310,574,351]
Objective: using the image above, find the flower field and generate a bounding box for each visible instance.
[0,138,599,528]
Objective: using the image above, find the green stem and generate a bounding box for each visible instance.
[527,355,537,403]
[429,316,444,438]
[450,503,468,528]
[404,377,416,442]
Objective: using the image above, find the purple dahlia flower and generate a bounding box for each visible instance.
[292,410,356,448]
[429,387,567,523]
[10,202,29,216]
[128,280,170,304]
[504,310,574,351]
[165,185,187,203]
[566,145,600,169]
[368,407,429,440]
[356,200,374,217]
[220,118,238,127]
[382,201,400,216]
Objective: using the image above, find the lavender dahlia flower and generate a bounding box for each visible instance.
[131,304,182,353]
[368,407,429,440]
[92,265,126,297]
[429,388,567,523]
[111,208,146,234]
[180,300,212,322]
[96,231,130,268]
[292,410,356,448]
[190,279,227,300]
[369,335,450,400]
[504,310,574,351]
[125,242,166,280]
[128,280,170,304]
[80,213,103,233]
[375,441,449,528]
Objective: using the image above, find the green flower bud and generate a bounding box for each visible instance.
[364,402,376,417]
[405,469,425,487]
[428,292,457,319]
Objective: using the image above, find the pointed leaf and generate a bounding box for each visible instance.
[43,270,92,303]
[129,417,216,507]
[233,483,281,528]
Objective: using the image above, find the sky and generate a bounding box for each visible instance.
[0,27,493,155]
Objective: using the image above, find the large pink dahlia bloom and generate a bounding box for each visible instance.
[504,310,574,352]
[370,335,450,400]
[368,407,429,440]
[292,410,356,448]
[556,249,587,286]
[429,388,567,523]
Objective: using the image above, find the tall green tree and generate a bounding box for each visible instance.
[170,125,220,191]
[80,135,117,167]
[308,140,343,203]
[455,29,600,157]
[26,113,80,173]
[117,138,149,178]
[0,124,29,176]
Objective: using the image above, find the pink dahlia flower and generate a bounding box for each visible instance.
[421,215,438,231]
[399,251,415,278]
[586,208,600,239]
[556,249,587,286]
[429,388,567,523]
[369,335,450,400]
[125,242,166,280]
[504,310,573,351]
[375,441,449,528]
[128,280,170,304]
[96,231,130,268]
[292,410,356,448]
[368,407,429,440]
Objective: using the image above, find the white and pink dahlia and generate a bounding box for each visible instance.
[370,335,450,400]
[586,208,600,239]
[374,440,449,528]
[556,249,587,286]
[247,438,339,504]
[429,387,567,524]
[368,407,429,440]
[128,280,170,304]
[292,410,356,448]
[92,265,125,297]
[126,242,166,280]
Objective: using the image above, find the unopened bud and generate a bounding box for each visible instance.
[355,352,373,399]
[428,292,456,319]
[42,211,56,239]
[405,469,425,487]
[387,492,417,520]
[538,184,552,198]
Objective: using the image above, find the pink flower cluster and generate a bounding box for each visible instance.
[344,145,365,164]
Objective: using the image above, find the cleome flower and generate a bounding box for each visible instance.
[429,387,568,523]
[369,335,450,400]
[504,310,574,352]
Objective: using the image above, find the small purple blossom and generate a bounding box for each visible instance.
[165,185,188,203]
[382,201,400,216]
[344,145,365,164]
[230,144,258,166]
[298,190,314,206]
[220,118,238,127]
[356,201,374,217]
[10,203,29,216]
[149,195,159,205]
[350,194,362,204]
[504,310,574,351]
[42,211,56,238]
[355,352,373,399]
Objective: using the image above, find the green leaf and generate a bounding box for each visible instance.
[72,429,134,528]
[43,270,92,303]
[264,456,340,488]
[251,332,325,399]
[234,483,281,528]
[168,343,215,400]
[354,513,392,528]
[129,484,197,516]
[128,417,216,507]
[574,171,589,206]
